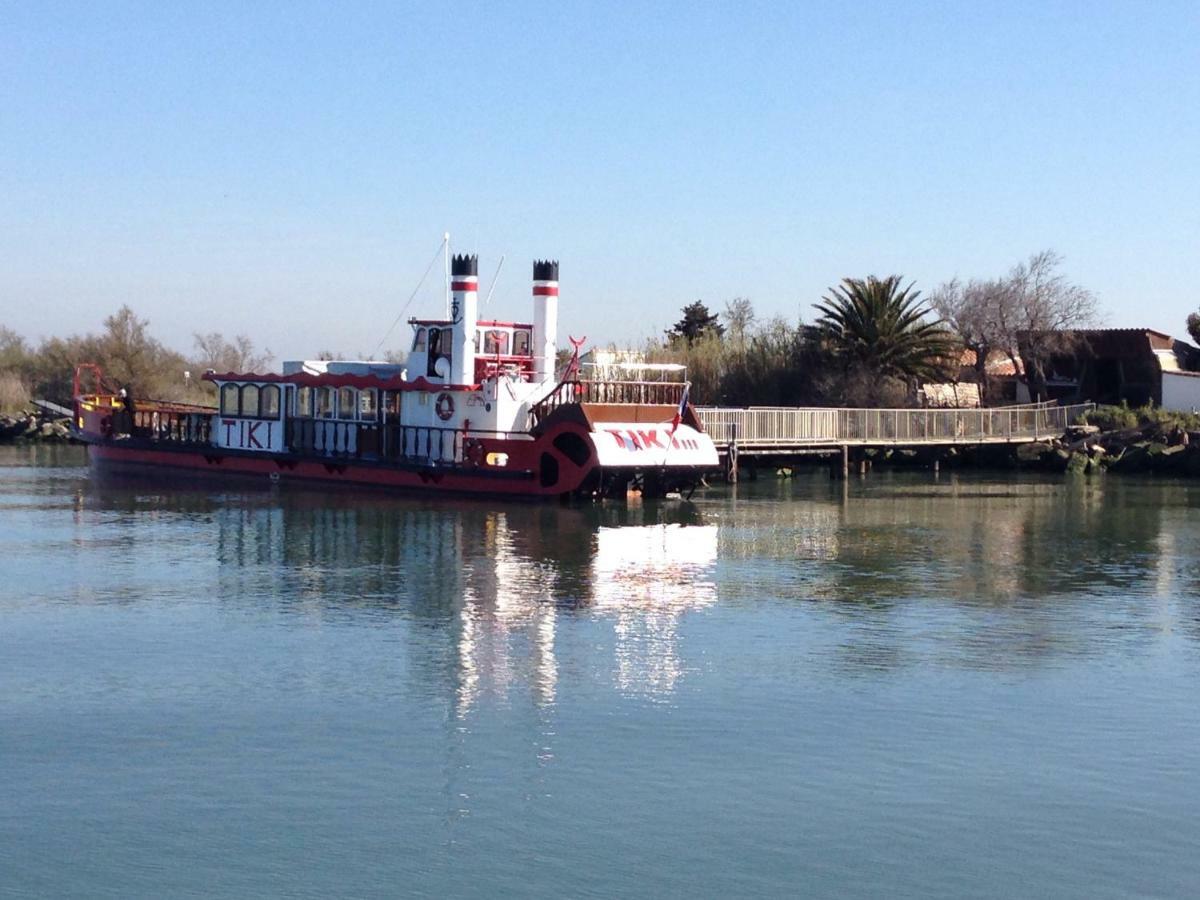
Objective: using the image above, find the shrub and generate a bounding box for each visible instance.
[1081,405,1138,431]
[0,371,31,415]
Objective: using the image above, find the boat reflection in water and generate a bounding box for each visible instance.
[83,478,722,711]
[454,511,718,714]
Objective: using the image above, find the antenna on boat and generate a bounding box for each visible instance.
[369,234,450,359]
[443,232,451,319]
[483,255,506,306]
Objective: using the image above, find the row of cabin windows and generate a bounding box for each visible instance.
[410,326,533,357]
[294,386,381,421]
[220,383,389,421]
[220,383,281,419]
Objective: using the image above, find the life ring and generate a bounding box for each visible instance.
[463,438,485,467]
[435,392,455,421]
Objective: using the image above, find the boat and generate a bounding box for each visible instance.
[72,257,719,499]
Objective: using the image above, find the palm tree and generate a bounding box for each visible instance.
[815,276,959,386]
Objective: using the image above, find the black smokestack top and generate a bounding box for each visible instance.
[451,254,478,277]
[533,259,559,281]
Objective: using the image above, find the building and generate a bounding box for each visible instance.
[1018,329,1200,410]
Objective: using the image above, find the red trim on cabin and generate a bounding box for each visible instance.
[202,372,480,392]
[477,320,533,329]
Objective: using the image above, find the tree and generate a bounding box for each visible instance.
[666,301,724,346]
[928,277,1008,400]
[193,332,272,374]
[931,250,1099,401]
[1187,311,1200,346]
[723,297,755,342]
[815,275,959,404]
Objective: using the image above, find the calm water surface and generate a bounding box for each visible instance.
[3,445,1200,898]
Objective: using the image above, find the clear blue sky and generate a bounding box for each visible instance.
[2,1,1197,359]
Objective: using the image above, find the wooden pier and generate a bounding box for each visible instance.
[695,401,1093,481]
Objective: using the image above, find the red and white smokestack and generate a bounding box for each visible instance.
[450,254,479,385]
[532,260,559,383]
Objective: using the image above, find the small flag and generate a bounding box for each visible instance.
[669,383,690,437]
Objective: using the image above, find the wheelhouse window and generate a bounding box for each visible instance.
[261,384,280,418]
[359,388,378,421]
[241,384,260,418]
[296,386,314,418]
[338,387,357,420]
[316,386,335,418]
[483,330,510,355]
[513,329,531,356]
[220,383,240,416]
[412,328,427,352]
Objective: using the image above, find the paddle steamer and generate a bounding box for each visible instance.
[72,257,717,499]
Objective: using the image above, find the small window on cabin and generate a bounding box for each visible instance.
[413,328,427,352]
[474,330,483,352]
[484,330,509,355]
[513,330,531,356]
[337,387,357,420]
[220,383,240,416]
[359,388,378,421]
[316,387,335,418]
[261,384,280,418]
[241,384,260,418]
[296,386,314,418]
[383,391,400,421]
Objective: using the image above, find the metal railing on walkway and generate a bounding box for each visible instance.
[697,401,1093,450]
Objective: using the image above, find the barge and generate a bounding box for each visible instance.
[72,257,718,499]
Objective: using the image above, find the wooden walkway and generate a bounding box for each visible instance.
[696,401,1093,458]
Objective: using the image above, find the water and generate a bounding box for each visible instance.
[3,445,1200,898]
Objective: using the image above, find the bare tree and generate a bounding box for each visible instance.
[931,251,1099,401]
[723,297,755,344]
[929,277,1008,399]
[193,332,272,374]
[1005,250,1100,399]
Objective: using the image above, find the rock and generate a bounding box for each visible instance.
[1111,445,1150,473]
[1016,441,1052,464]
[1067,424,1101,440]
[1065,451,1089,475]
[1153,443,1188,472]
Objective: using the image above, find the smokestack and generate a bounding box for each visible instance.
[532,260,559,383]
[450,254,478,385]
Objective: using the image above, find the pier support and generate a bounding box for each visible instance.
[831,445,850,480]
[724,424,739,483]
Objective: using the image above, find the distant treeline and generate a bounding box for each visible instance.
[0,307,270,413]
[1,250,1107,415]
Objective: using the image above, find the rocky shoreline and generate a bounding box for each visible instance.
[860,422,1200,477]
[0,412,76,444]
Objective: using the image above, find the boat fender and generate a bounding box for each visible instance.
[435,393,455,421]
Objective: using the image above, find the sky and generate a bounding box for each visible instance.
[2,1,1198,361]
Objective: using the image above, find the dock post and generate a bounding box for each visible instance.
[841,445,849,479]
[726,423,739,484]
[932,456,940,476]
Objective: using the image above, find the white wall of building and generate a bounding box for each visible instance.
[1161,371,1200,412]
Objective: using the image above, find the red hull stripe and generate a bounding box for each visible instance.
[532,285,559,296]
[87,443,578,496]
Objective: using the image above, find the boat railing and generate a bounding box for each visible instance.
[697,401,1094,447]
[529,379,687,427]
[287,419,465,466]
[130,408,213,445]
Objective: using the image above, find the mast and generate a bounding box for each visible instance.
[443,232,451,319]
